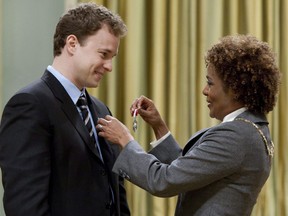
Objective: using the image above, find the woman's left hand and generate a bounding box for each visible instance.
[97,115,134,148]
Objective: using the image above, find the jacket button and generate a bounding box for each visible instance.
[106,202,112,209]
[100,170,106,176]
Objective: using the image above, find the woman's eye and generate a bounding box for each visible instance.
[207,81,213,86]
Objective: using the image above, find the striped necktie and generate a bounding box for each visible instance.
[77,93,115,207]
[76,94,96,145]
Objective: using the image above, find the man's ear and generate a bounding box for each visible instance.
[66,35,78,55]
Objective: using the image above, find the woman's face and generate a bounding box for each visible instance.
[202,64,243,121]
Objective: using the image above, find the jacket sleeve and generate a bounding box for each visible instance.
[148,135,182,164]
[112,125,245,198]
[0,93,51,216]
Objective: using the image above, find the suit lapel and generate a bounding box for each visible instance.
[41,70,102,161]
[182,127,210,155]
[182,111,267,156]
[86,92,118,189]
[86,92,115,167]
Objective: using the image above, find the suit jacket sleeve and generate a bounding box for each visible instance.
[112,123,246,198]
[0,93,51,216]
[148,135,182,164]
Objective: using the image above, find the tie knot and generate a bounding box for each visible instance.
[77,94,88,107]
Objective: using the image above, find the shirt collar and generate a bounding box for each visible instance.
[47,65,84,104]
[222,107,248,123]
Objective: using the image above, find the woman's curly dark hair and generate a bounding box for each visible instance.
[205,34,281,114]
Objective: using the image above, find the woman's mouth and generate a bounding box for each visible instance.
[207,101,212,108]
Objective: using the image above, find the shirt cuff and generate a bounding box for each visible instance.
[150,131,171,148]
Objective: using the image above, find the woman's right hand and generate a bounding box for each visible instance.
[130,96,169,139]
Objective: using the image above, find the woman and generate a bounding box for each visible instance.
[97,35,280,216]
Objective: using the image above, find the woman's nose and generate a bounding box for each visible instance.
[202,85,209,96]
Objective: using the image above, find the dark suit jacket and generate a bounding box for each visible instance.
[0,70,130,216]
[113,111,272,216]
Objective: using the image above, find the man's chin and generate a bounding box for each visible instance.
[86,80,100,88]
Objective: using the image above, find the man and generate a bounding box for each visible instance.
[0,3,130,216]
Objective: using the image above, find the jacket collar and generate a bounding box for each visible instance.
[236,110,268,125]
[41,70,104,162]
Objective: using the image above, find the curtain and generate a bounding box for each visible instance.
[80,0,288,215]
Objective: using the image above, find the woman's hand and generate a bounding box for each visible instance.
[97,115,134,149]
[130,95,169,139]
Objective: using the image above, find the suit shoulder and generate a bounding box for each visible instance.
[14,78,48,96]
[206,120,265,145]
[4,78,53,111]
[208,121,249,136]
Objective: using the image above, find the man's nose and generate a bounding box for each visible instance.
[104,60,112,72]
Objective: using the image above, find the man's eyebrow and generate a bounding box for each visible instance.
[99,48,118,57]
[99,48,112,53]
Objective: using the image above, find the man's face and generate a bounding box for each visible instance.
[71,25,120,89]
